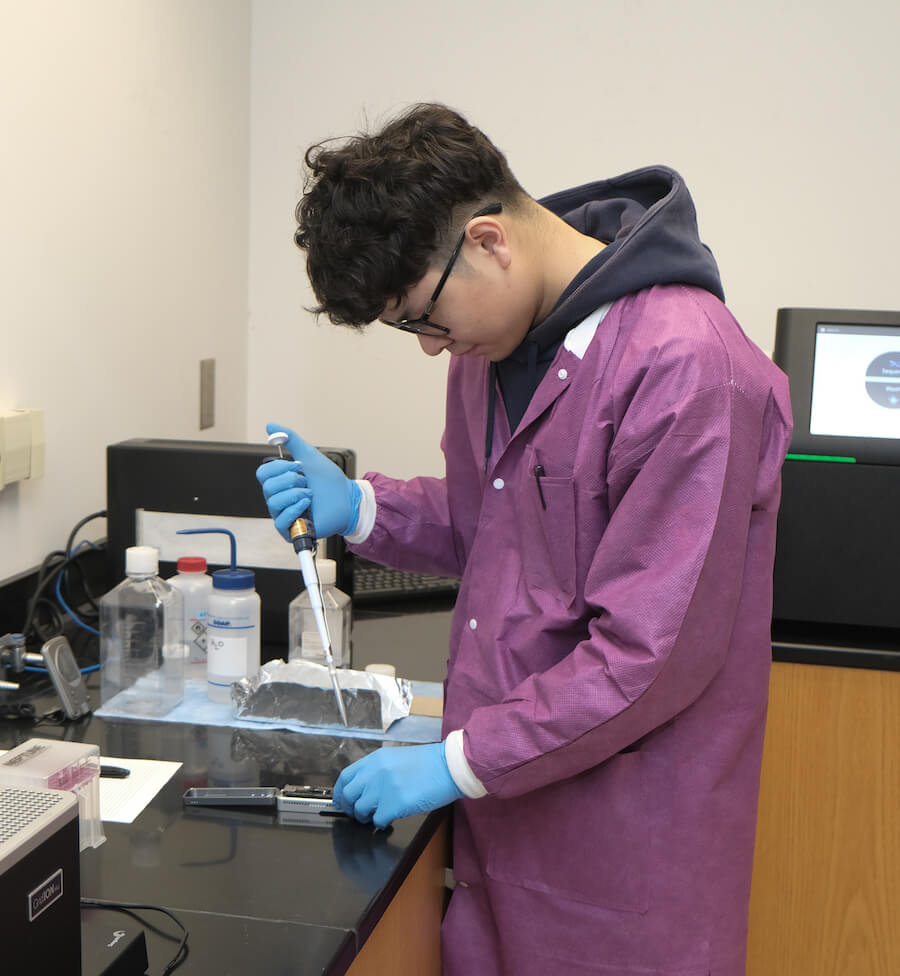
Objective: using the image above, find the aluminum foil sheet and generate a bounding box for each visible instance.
[233,659,412,732]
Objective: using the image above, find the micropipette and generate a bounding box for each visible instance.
[266,431,349,726]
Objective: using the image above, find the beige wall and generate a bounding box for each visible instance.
[246,0,900,479]
[0,1,250,581]
[3,0,899,583]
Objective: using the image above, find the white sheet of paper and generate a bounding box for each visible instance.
[0,750,179,824]
[99,756,182,823]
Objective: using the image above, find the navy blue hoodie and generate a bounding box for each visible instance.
[492,166,725,443]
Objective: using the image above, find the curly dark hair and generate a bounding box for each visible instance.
[294,103,528,328]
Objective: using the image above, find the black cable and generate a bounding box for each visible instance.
[80,898,189,975]
[21,510,106,645]
[57,545,103,627]
[65,511,106,562]
[29,597,64,643]
[61,509,107,617]
[66,557,102,617]
[23,549,69,641]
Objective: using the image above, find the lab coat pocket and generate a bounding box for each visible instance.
[520,451,577,603]
[485,753,648,913]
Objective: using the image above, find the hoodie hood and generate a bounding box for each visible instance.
[490,166,724,453]
[533,165,724,346]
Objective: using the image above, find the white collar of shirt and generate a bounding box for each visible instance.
[563,301,614,360]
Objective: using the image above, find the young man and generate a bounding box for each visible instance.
[257,103,792,976]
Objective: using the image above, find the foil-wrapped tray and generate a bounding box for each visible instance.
[233,659,412,731]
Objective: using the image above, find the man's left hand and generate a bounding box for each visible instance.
[333,742,463,829]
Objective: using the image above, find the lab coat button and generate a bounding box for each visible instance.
[558,368,568,380]
[492,478,504,490]
[469,618,477,630]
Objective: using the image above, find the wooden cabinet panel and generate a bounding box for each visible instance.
[747,662,900,975]
[347,819,448,976]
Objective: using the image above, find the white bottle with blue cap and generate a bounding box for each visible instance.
[177,528,260,705]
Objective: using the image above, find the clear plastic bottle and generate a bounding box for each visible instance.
[167,556,212,664]
[99,546,185,716]
[288,558,351,668]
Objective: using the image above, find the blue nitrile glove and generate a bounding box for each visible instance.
[255,423,362,541]
[332,742,464,830]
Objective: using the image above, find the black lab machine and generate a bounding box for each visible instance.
[772,307,900,649]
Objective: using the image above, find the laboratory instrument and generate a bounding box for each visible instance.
[278,784,346,816]
[182,784,345,817]
[0,737,105,850]
[772,307,900,636]
[183,787,278,806]
[0,631,41,691]
[1,784,81,976]
[2,633,92,721]
[265,431,349,726]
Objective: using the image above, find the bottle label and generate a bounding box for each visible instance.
[207,634,248,678]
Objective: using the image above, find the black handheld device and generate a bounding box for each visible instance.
[41,636,92,719]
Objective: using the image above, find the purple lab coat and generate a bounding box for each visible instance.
[351,284,792,974]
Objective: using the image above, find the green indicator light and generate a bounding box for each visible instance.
[786,453,857,463]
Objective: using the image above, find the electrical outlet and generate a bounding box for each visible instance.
[199,359,215,430]
[0,409,44,488]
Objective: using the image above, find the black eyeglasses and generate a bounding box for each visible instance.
[382,202,503,337]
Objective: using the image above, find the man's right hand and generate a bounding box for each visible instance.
[255,423,361,541]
